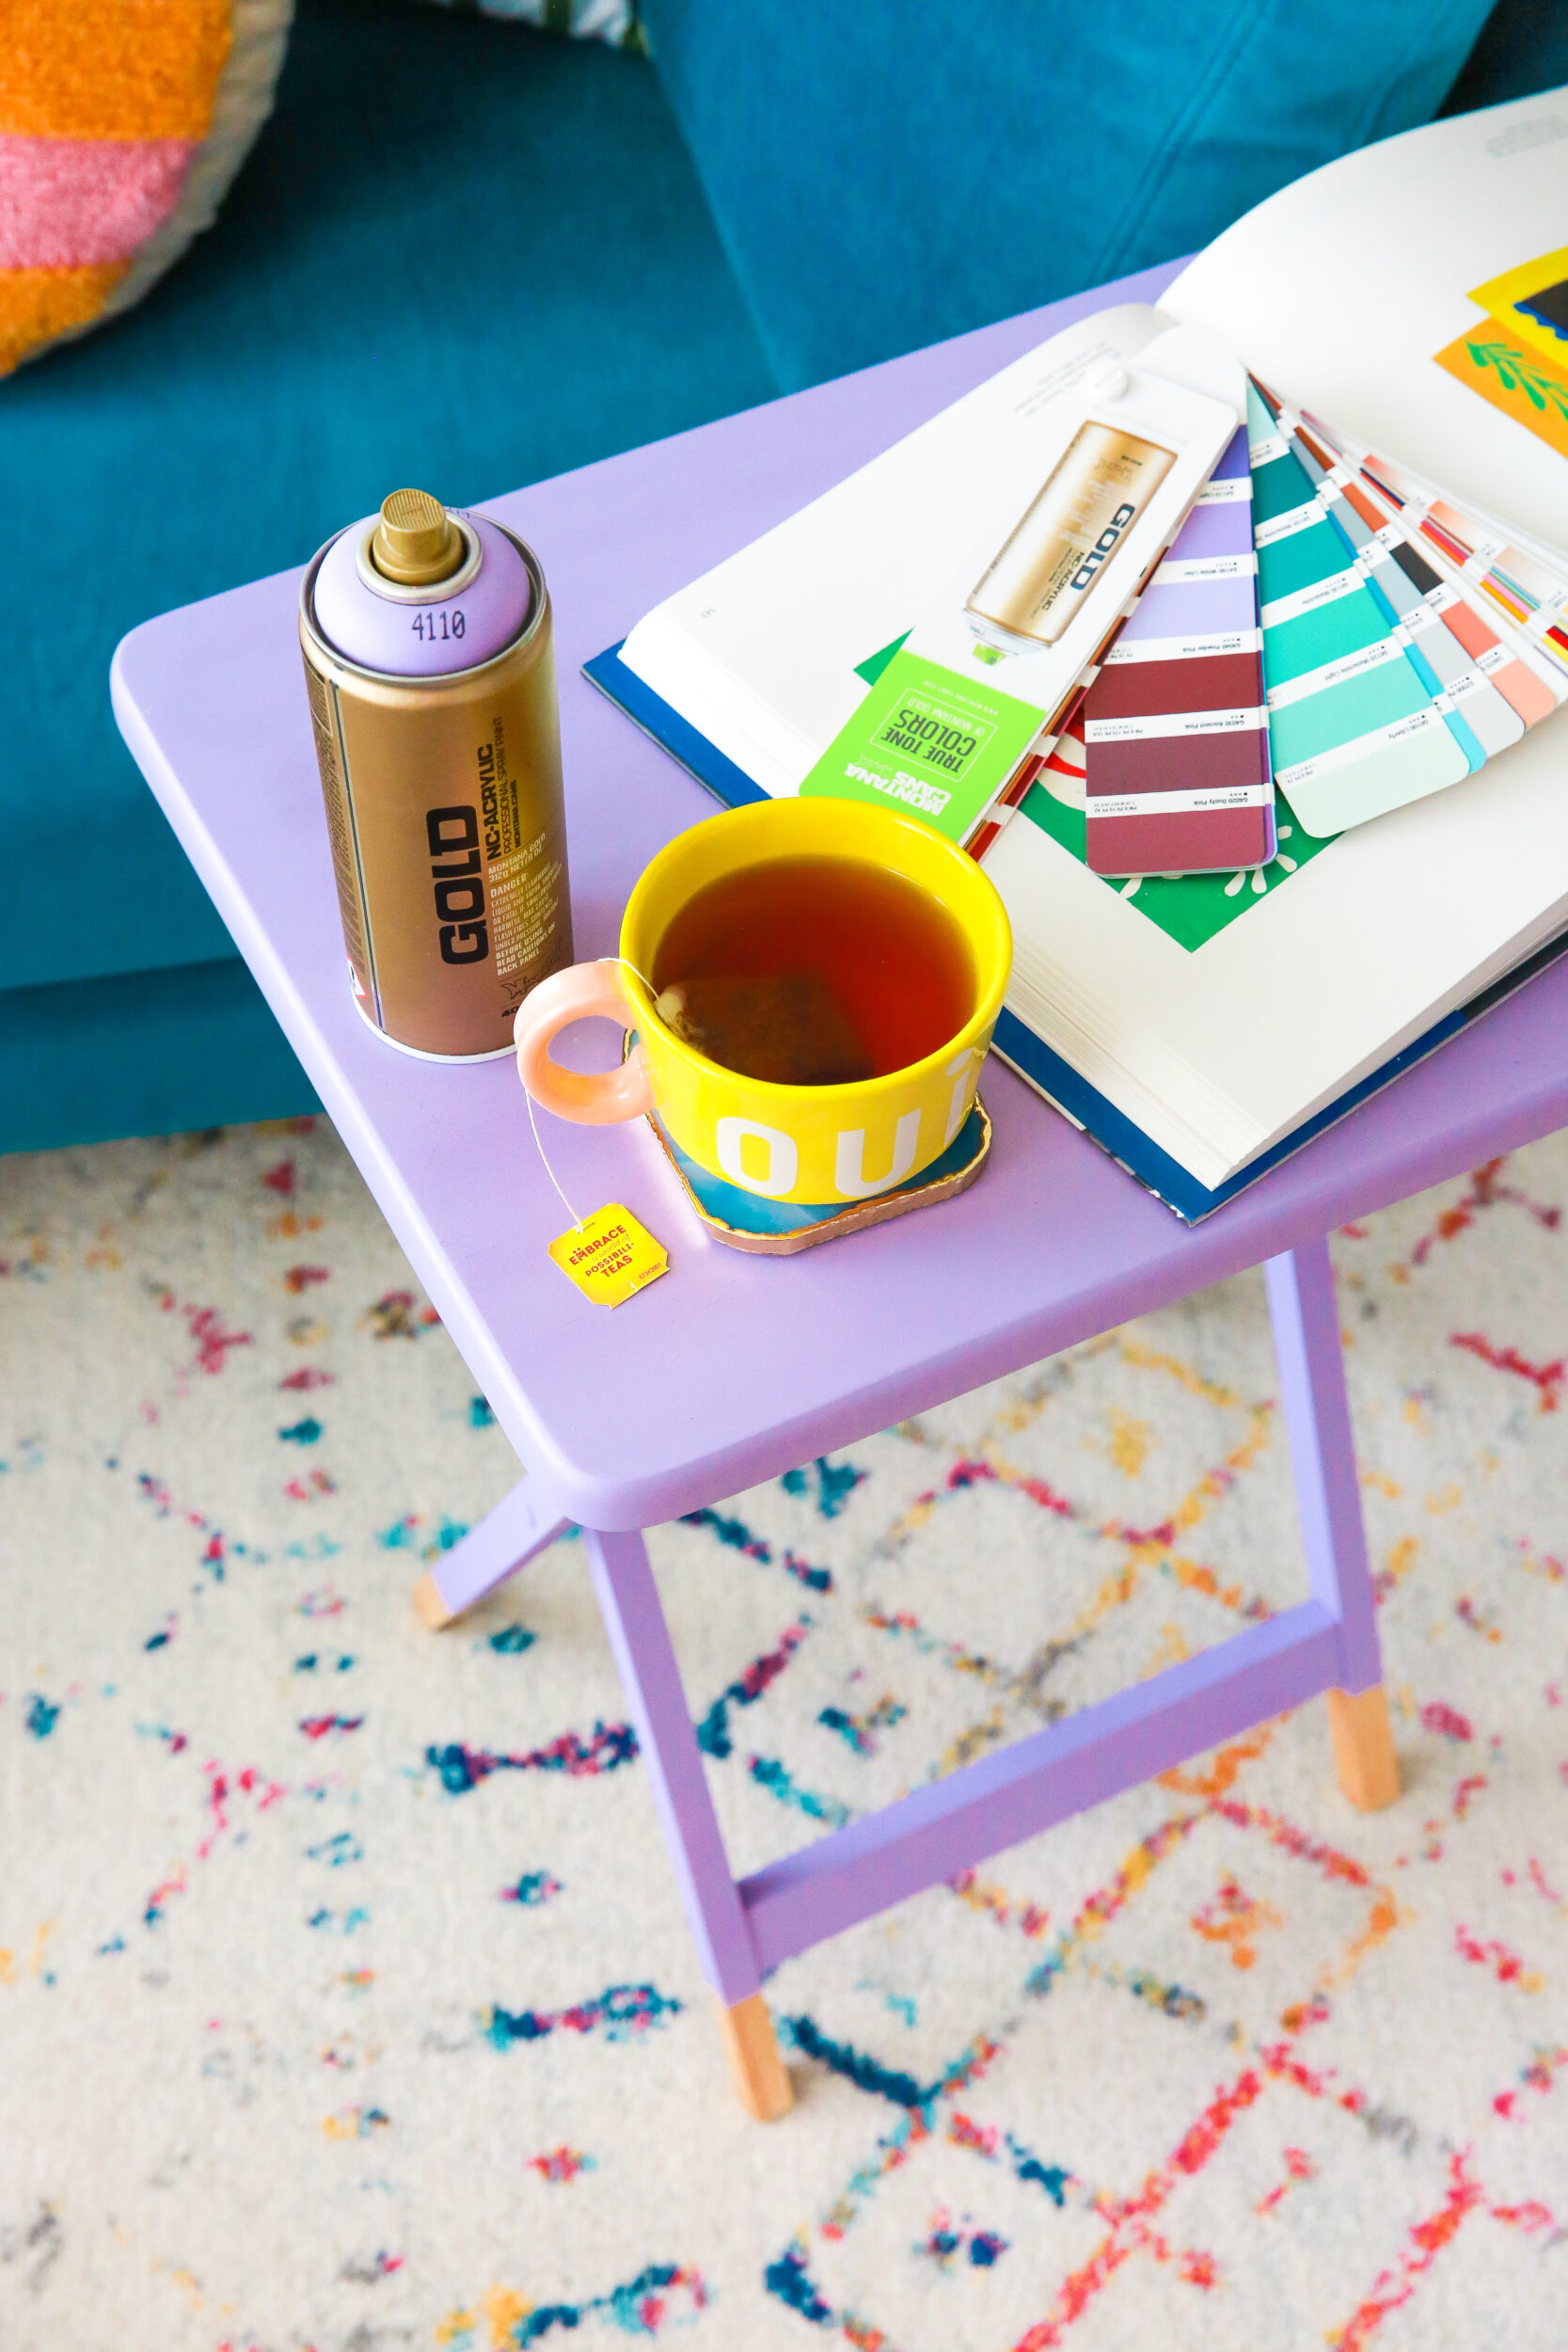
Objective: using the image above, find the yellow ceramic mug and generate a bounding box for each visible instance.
[513,798,1012,1208]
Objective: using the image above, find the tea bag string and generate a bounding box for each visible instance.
[523,955,661,1235]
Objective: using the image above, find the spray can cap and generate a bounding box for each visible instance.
[308,502,533,676]
[372,487,464,585]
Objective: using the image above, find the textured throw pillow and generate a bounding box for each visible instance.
[0,0,292,376]
[414,0,643,45]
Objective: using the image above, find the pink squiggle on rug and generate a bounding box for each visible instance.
[138,1756,287,1923]
[528,2146,597,2183]
[148,1294,252,1376]
[1328,2151,1485,2349]
[135,1473,257,1579]
[196,1761,287,1865]
[1449,1331,1565,1411]
[1453,1925,1542,1989]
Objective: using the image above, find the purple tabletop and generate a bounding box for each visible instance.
[113,262,1568,1533]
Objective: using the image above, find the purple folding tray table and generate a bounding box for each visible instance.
[112,262,1568,2122]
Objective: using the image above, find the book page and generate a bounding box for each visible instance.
[1162,89,1568,555]
[620,303,1169,795]
[985,691,1568,1188]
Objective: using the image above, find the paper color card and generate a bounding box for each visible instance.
[1360,459,1568,689]
[1276,404,1526,761]
[1298,406,1560,728]
[1300,407,1568,694]
[1247,383,1471,838]
[1080,428,1273,875]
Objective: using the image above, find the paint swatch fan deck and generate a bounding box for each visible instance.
[1079,425,1274,877]
[589,89,1568,1215]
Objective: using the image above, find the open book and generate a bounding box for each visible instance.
[593,89,1568,1215]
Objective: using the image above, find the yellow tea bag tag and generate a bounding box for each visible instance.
[549,1205,669,1308]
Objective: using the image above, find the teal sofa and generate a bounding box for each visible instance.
[4,0,1559,1152]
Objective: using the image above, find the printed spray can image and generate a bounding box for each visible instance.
[966,421,1176,659]
[299,488,572,1058]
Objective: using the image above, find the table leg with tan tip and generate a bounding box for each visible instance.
[583,1527,794,2121]
[715,1993,795,2122]
[1325,1686,1402,1812]
[1264,1239,1402,1812]
[410,1473,572,1629]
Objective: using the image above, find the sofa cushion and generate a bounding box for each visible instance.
[0,959,322,1157]
[1,0,773,1002]
[642,0,1504,391]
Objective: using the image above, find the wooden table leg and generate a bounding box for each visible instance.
[715,1992,793,2121]
[1324,1686,1401,1811]
[583,1527,793,2120]
[1265,1239,1402,1811]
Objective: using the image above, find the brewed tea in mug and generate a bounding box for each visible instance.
[651,853,974,1088]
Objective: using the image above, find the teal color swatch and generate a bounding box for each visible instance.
[1248,382,1469,834]
[1264,593,1388,683]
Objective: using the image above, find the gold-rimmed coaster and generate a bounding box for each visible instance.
[645,1097,992,1257]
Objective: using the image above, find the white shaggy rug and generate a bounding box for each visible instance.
[2,1117,1566,2352]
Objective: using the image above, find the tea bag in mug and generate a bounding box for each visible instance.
[654,972,872,1088]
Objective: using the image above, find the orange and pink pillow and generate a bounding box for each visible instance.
[0,0,291,375]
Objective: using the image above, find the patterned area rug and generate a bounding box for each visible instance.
[3,1118,1567,2352]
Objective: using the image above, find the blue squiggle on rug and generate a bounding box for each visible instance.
[747,1756,849,1826]
[764,2245,833,2324]
[307,1906,370,1934]
[307,1832,363,1868]
[483,1983,681,2048]
[496,2261,705,2344]
[378,1512,468,1557]
[920,2216,1008,2267]
[781,2013,933,2108]
[487,1625,536,1656]
[817,1694,906,1756]
[1010,2137,1071,2204]
[24,1693,60,1739]
[780,1456,866,1518]
[427,1722,637,1793]
[679,1505,833,1593]
[500,1870,562,1907]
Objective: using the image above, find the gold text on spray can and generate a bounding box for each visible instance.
[298,488,573,1059]
[966,422,1177,657]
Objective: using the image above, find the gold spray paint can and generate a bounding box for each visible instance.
[298,488,573,1059]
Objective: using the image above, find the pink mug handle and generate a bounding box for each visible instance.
[514,960,656,1124]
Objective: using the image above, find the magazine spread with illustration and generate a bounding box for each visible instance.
[592,87,1568,1215]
